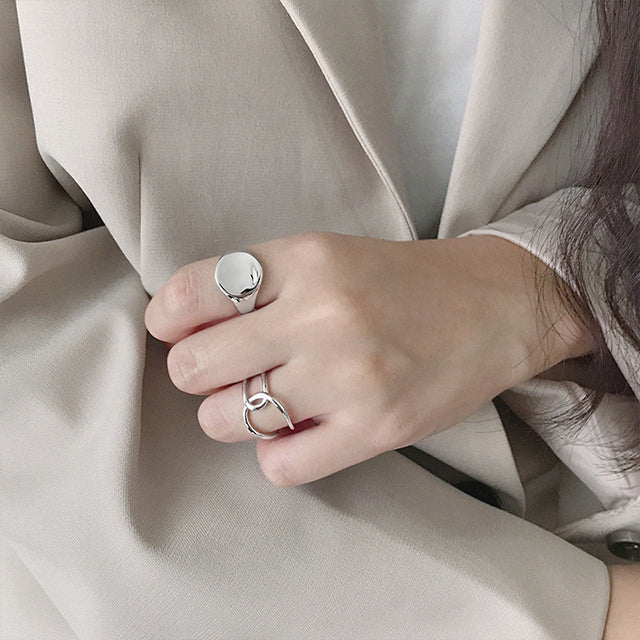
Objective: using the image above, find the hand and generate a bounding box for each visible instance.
[144,231,594,487]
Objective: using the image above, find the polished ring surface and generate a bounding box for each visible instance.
[214,251,263,314]
[243,373,269,411]
[243,389,296,440]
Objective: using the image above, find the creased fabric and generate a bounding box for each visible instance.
[1,1,630,638]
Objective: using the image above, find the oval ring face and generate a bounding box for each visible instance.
[243,391,296,439]
[215,251,262,299]
[214,251,262,313]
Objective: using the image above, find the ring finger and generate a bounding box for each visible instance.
[197,358,328,442]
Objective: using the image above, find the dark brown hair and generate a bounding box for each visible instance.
[541,0,640,472]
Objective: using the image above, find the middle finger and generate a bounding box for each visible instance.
[167,301,292,395]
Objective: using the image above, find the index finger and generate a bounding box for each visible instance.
[144,242,286,344]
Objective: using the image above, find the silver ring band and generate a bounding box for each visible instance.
[242,373,269,411]
[242,373,295,439]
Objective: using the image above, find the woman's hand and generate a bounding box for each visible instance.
[144,231,594,487]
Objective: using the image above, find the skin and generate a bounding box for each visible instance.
[145,231,637,637]
[605,565,640,640]
[145,232,593,485]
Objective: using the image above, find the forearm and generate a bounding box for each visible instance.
[452,235,640,640]
[603,565,640,640]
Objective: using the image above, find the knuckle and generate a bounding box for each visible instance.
[330,289,359,321]
[259,451,299,488]
[292,231,337,267]
[143,302,160,338]
[340,346,386,392]
[166,343,199,390]
[197,407,216,438]
[197,400,237,442]
[163,268,204,316]
[323,291,367,338]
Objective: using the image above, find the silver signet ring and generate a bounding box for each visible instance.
[214,251,263,314]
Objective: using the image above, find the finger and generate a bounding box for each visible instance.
[145,241,289,344]
[166,301,291,394]
[197,360,326,442]
[256,418,385,487]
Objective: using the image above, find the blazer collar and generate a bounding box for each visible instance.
[439,0,599,236]
[278,0,418,240]
[278,0,598,238]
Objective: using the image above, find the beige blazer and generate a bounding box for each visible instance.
[1,1,639,638]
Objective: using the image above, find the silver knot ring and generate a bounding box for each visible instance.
[214,251,295,440]
[242,373,295,439]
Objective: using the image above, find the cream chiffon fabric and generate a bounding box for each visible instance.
[2,1,640,639]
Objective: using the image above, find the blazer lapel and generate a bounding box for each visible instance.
[439,0,599,237]
[278,0,418,241]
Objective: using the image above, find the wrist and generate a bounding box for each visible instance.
[452,234,596,384]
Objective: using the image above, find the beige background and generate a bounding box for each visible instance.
[1,1,639,638]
